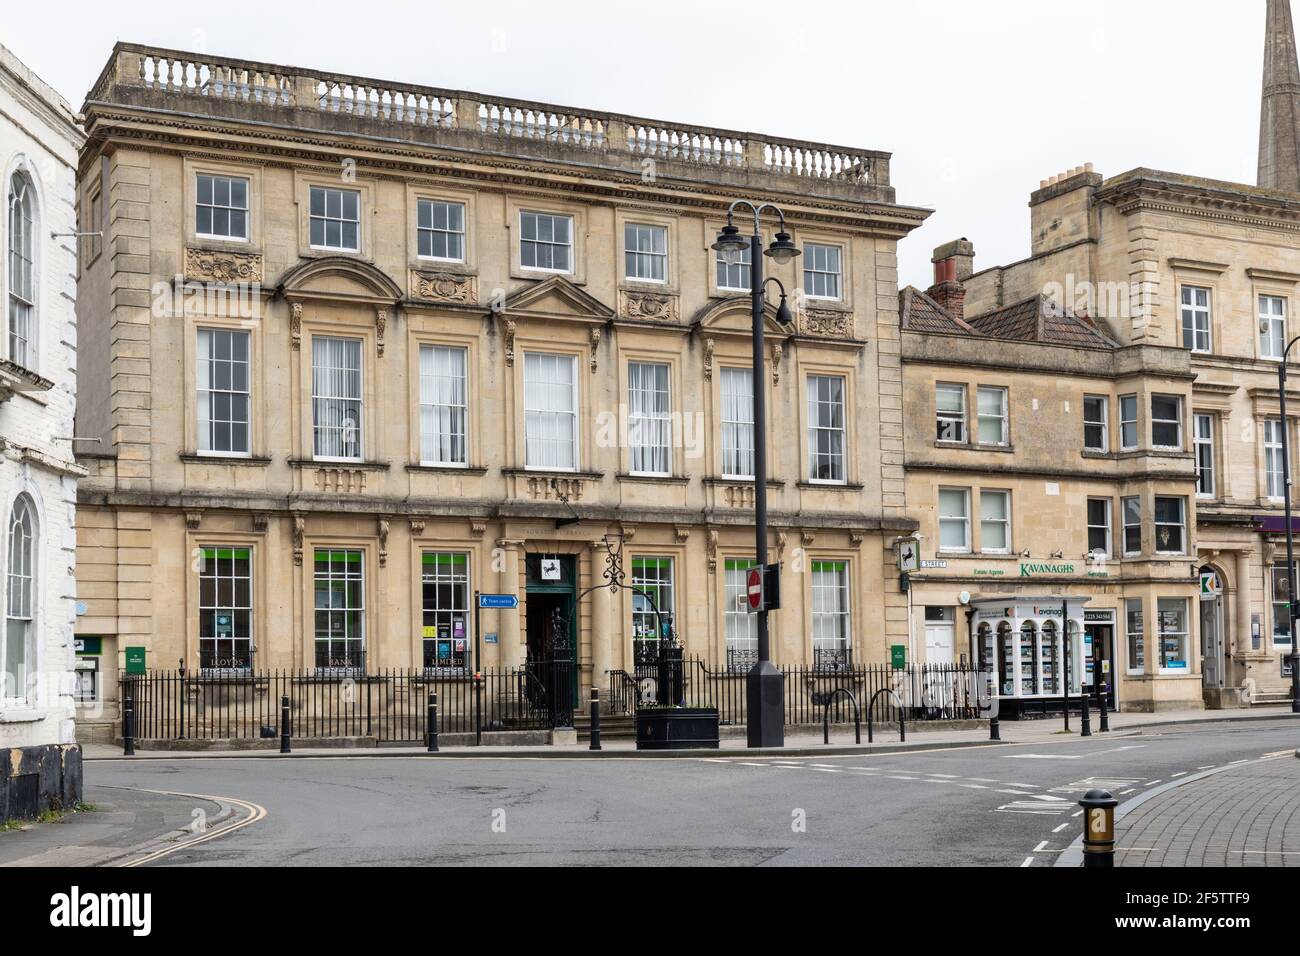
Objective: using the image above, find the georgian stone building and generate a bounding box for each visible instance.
[0,42,83,817]
[897,0,1300,711]
[72,43,928,706]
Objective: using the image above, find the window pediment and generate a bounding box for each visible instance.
[277,256,402,306]
[499,275,614,324]
[692,298,790,338]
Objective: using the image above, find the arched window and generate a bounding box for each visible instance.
[4,495,36,702]
[8,172,36,369]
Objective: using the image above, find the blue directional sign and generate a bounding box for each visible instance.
[478,593,519,609]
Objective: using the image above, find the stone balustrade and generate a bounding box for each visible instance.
[86,43,890,192]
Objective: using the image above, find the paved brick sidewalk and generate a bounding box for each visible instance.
[1115,756,1300,867]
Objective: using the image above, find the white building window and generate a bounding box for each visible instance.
[1151,395,1182,449]
[628,361,671,476]
[1180,286,1211,353]
[936,383,966,443]
[631,556,674,643]
[520,212,572,273]
[1266,419,1286,500]
[1261,295,1287,361]
[1157,598,1189,672]
[197,328,251,455]
[1154,496,1187,554]
[716,242,751,292]
[624,223,667,283]
[977,386,1008,446]
[803,243,842,300]
[198,547,252,670]
[811,560,851,666]
[312,336,363,461]
[938,488,971,552]
[419,345,467,466]
[7,172,35,369]
[1083,396,1108,452]
[724,558,758,670]
[309,186,360,251]
[417,200,465,261]
[1122,496,1142,555]
[524,352,578,470]
[1119,394,1139,450]
[1087,498,1112,558]
[314,549,364,671]
[1195,413,1215,498]
[721,367,755,479]
[807,374,846,483]
[980,490,1011,553]
[4,495,36,703]
[196,174,249,241]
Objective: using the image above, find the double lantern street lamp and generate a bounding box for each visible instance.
[1272,335,1300,714]
[712,200,798,748]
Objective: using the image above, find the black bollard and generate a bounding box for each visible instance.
[989,713,1001,741]
[122,686,136,757]
[1079,789,1119,867]
[427,692,439,753]
[589,687,602,751]
[1080,684,1092,737]
[279,694,292,753]
[474,673,483,747]
[1098,679,1110,732]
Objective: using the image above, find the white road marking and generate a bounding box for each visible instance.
[997,801,1072,815]
[960,784,988,790]
[1197,765,1214,770]
[811,767,842,773]
[1171,771,1187,778]
[1032,841,1050,852]
[1072,810,1083,817]
[1006,754,1083,760]
[995,789,1036,796]
[737,762,769,767]
[928,773,958,778]
[1052,823,1071,833]
[1120,788,1136,795]
[1021,857,1035,867]
[1144,780,1162,786]
[1031,794,1068,802]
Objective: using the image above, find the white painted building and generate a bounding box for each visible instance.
[0,42,84,820]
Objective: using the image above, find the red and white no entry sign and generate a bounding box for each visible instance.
[747,566,764,611]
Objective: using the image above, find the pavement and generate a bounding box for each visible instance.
[3,711,1291,867]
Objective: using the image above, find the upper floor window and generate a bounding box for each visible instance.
[803,243,842,300]
[417,200,465,262]
[1087,498,1112,558]
[980,490,1011,553]
[1154,496,1187,554]
[197,328,251,455]
[312,336,363,461]
[976,386,1008,446]
[716,242,751,293]
[1194,413,1215,498]
[628,360,671,476]
[624,223,667,283]
[1122,496,1142,555]
[4,494,36,703]
[524,351,578,470]
[1119,394,1139,450]
[196,174,249,241]
[7,172,35,369]
[520,212,572,273]
[418,344,467,466]
[1265,419,1286,500]
[1151,395,1183,449]
[1083,396,1108,452]
[1261,295,1288,361]
[1180,286,1211,353]
[310,186,360,252]
[936,383,966,443]
[938,487,971,552]
[807,374,846,483]
[721,367,755,479]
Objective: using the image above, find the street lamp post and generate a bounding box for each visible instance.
[1275,336,1300,713]
[713,201,798,748]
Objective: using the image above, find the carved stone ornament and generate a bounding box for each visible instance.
[185,511,202,531]
[771,342,783,385]
[703,337,715,380]
[253,513,269,533]
[589,327,601,373]
[376,308,387,357]
[800,309,854,337]
[409,518,426,536]
[290,302,303,350]
[706,529,719,574]
[293,514,306,566]
[503,318,517,367]
[184,247,264,284]
[619,290,679,322]
[378,518,390,567]
[470,520,487,539]
[410,269,477,303]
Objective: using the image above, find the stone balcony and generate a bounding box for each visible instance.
[84,43,895,204]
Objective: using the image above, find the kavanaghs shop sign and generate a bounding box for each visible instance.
[1019,562,1075,577]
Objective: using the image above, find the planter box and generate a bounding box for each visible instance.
[635,707,720,750]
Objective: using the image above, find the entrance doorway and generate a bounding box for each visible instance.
[525,554,577,709]
[1199,566,1225,690]
[924,607,955,665]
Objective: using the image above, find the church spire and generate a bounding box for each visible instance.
[1259,0,1300,191]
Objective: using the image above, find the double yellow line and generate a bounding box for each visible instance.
[116,788,267,868]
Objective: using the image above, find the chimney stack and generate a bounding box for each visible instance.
[1259,0,1300,192]
[928,238,975,321]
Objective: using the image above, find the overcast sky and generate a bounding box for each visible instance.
[4,0,1268,287]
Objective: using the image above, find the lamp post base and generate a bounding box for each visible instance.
[746,660,785,748]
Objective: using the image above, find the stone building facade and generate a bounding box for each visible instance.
[0,42,83,818]
[73,43,928,711]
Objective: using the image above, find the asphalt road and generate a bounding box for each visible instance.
[83,717,1300,866]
